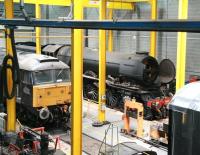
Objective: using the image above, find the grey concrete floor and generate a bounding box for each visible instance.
[82,100,167,155]
[51,100,167,155]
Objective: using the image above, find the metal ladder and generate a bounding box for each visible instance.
[98,124,119,155]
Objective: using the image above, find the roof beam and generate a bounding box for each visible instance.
[0,19,200,32]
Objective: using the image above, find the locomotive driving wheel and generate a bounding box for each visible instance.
[83,70,98,101]
[84,84,98,101]
[106,90,118,108]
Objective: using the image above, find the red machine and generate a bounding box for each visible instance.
[147,97,172,119]
[3,127,60,155]
[121,98,144,138]
[189,75,200,83]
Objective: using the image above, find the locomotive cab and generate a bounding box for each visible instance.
[19,68,71,108]
[17,52,71,126]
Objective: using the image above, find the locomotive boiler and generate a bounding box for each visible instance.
[42,44,175,85]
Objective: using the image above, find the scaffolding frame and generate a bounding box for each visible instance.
[1,0,190,155]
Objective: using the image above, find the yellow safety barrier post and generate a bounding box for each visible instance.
[108,9,113,52]
[35,3,41,54]
[4,0,16,132]
[98,0,106,124]
[149,0,157,57]
[176,0,188,90]
[71,0,83,154]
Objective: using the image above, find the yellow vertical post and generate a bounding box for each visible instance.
[4,0,16,131]
[71,0,83,155]
[98,0,106,122]
[108,9,113,52]
[150,0,157,57]
[176,0,188,90]
[35,3,41,54]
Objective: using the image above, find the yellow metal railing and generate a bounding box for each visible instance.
[0,0,134,9]
[176,0,188,90]
[4,0,16,132]
[150,0,157,57]
[71,0,83,155]
[108,9,113,52]
[98,0,107,123]
[35,3,41,54]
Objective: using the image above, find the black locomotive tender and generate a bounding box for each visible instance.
[16,42,176,120]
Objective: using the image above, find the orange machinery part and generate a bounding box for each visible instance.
[122,98,144,138]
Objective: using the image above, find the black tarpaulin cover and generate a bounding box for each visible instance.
[169,82,200,155]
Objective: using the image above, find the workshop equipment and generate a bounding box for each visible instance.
[1,127,60,155]
[121,98,144,138]
[147,97,172,120]
[150,120,168,145]
[189,75,200,83]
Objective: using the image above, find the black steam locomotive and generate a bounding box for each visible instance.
[16,43,176,120]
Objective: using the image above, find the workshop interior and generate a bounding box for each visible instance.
[0,0,200,155]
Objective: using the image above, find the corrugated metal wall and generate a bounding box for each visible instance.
[41,6,71,45]
[1,1,200,79]
[0,3,35,48]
